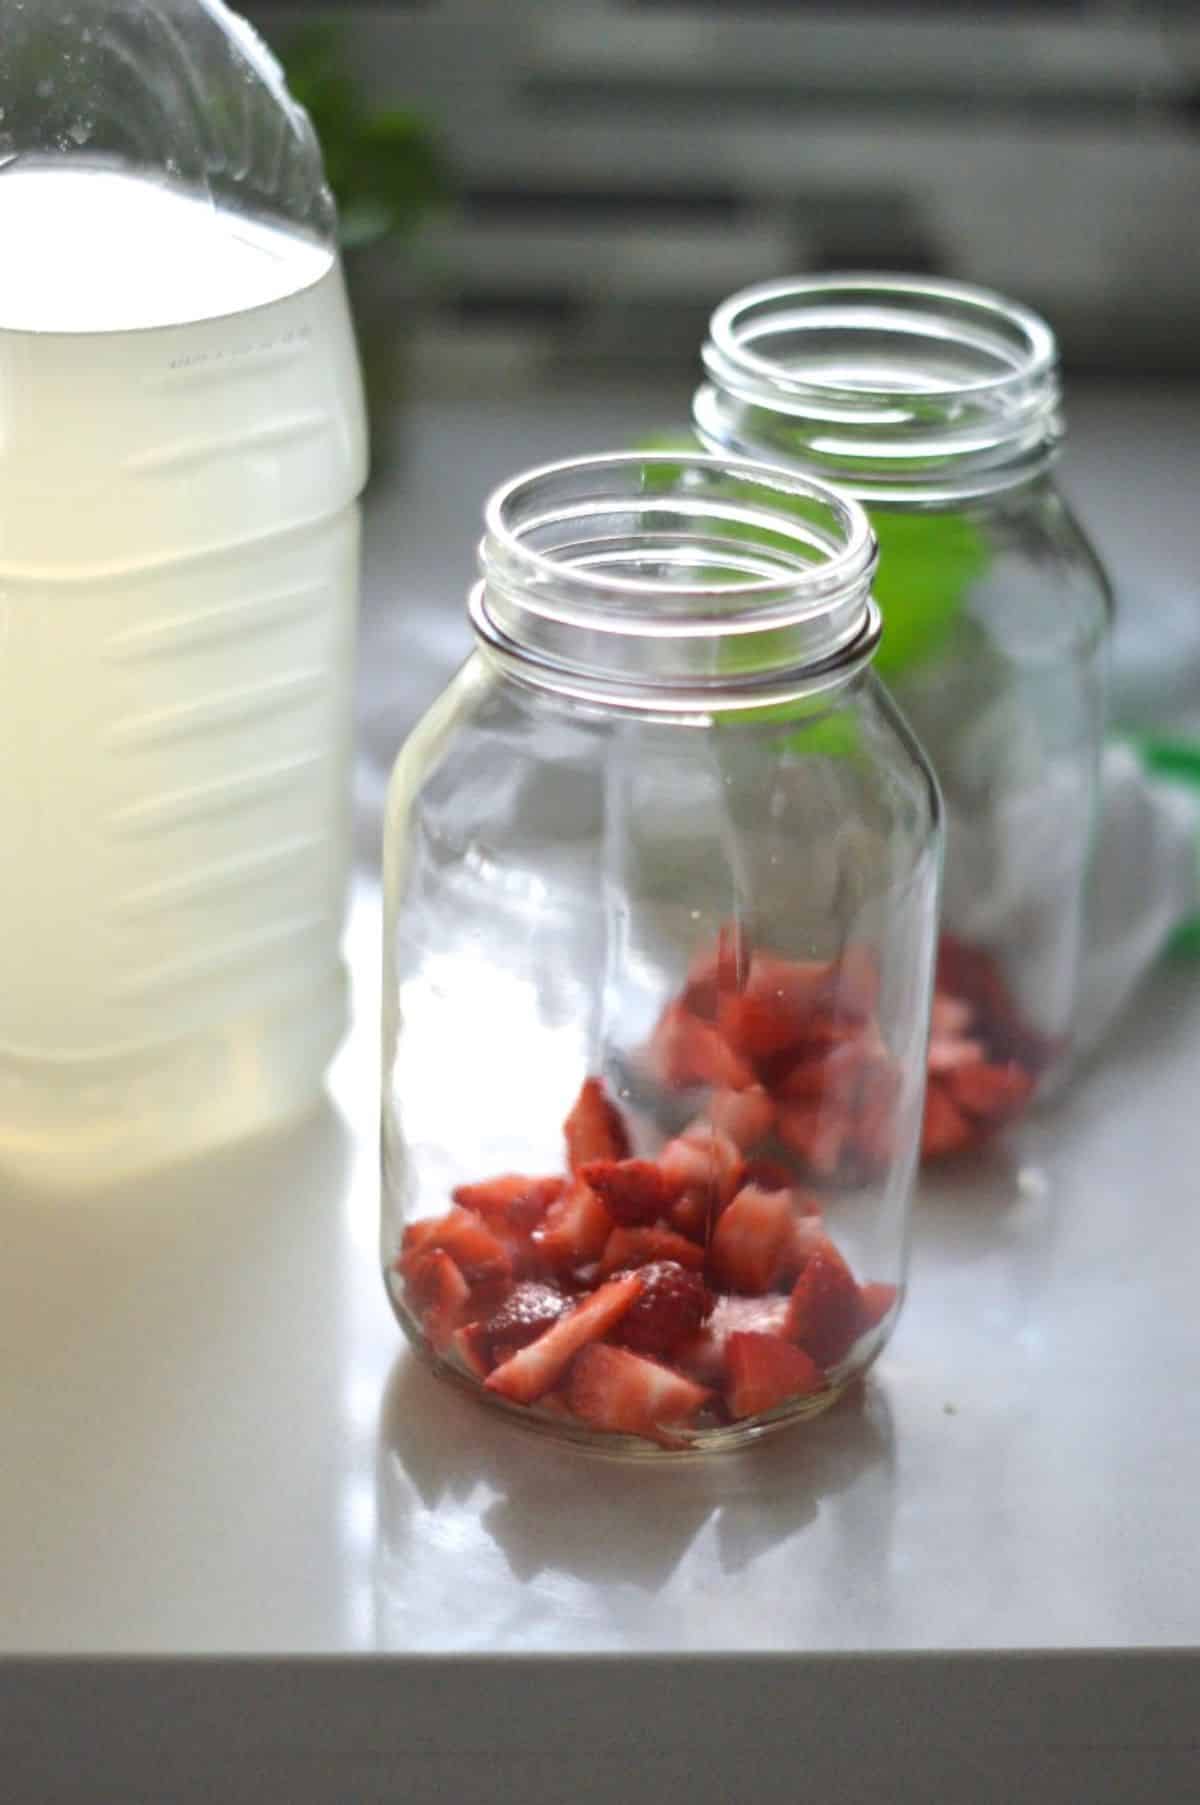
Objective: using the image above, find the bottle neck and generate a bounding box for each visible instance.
[695,275,1062,507]
[472,452,882,712]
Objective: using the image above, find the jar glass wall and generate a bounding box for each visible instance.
[695,276,1111,1160]
[382,454,941,1452]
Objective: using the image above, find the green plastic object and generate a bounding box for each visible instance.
[1129,734,1200,956]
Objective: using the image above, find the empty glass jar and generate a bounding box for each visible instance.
[695,275,1112,1162]
[382,452,941,1452]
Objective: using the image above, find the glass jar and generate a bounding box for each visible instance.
[695,276,1111,1163]
[382,452,942,1453]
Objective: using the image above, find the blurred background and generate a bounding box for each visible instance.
[245,0,1200,789]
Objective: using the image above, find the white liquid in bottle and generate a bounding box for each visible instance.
[0,165,368,1187]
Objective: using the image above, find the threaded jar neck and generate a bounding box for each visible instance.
[695,274,1062,505]
[472,452,880,711]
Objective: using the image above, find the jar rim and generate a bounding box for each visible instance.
[474,450,882,705]
[698,273,1062,503]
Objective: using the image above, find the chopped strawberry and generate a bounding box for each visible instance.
[850,1055,902,1176]
[405,1249,472,1353]
[563,1076,630,1173]
[784,1243,863,1369]
[705,1084,774,1150]
[725,1331,825,1419]
[741,1153,798,1194]
[921,1079,976,1160]
[927,1036,987,1075]
[398,1207,512,1289]
[858,1280,899,1333]
[669,1190,711,1242]
[485,1273,643,1405]
[709,1182,796,1294]
[829,943,880,1021]
[930,991,975,1039]
[660,1123,745,1208]
[597,1225,706,1277]
[475,1280,571,1369]
[452,1173,564,1231]
[580,1157,682,1226]
[776,1041,863,1105]
[646,1001,757,1091]
[612,1260,712,1357]
[948,1058,1035,1124]
[675,1293,791,1384]
[682,920,749,1019]
[718,952,832,1060]
[532,1180,614,1274]
[450,1321,492,1379]
[773,1211,832,1289]
[565,1344,711,1445]
[775,1100,848,1180]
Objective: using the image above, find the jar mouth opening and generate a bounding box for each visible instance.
[704,273,1057,407]
[481,451,876,635]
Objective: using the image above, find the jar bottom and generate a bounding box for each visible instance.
[386,1274,872,1459]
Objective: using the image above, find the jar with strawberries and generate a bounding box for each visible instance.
[695,275,1112,1162]
[382,452,942,1451]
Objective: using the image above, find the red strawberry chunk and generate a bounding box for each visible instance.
[597,1225,706,1277]
[784,1243,863,1369]
[776,1100,848,1180]
[674,1293,791,1384]
[485,1273,643,1405]
[927,1036,987,1076]
[450,1321,492,1379]
[669,1190,711,1242]
[705,1084,775,1150]
[579,1157,682,1226]
[717,952,832,1061]
[406,1249,472,1353]
[829,943,881,1021]
[565,1344,711,1445]
[564,1076,630,1173]
[709,1182,796,1294]
[660,1123,745,1208]
[532,1180,614,1274]
[612,1260,712,1357]
[726,1331,825,1419]
[948,1058,1034,1124]
[646,1001,757,1092]
[682,920,749,1019]
[476,1279,570,1368]
[858,1280,899,1333]
[930,991,975,1039]
[452,1173,564,1231]
[921,1079,976,1159]
[398,1207,512,1289]
[773,1211,832,1289]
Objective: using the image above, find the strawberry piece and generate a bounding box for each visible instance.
[646,1001,757,1092]
[948,1058,1035,1124]
[921,1079,976,1160]
[612,1260,712,1357]
[709,1182,796,1294]
[485,1272,643,1405]
[682,920,749,1019]
[597,1225,706,1276]
[784,1243,863,1369]
[930,991,975,1039]
[564,1076,630,1174]
[580,1157,682,1226]
[660,1123,745,1208]
[532,1180,614,1274]
[927,1036,987,1076]
[774,1211,832,1289]
[741,1154,799,1194]
[675,1293,791,1384]
[405,1249,472,1353]
[473,1279,570,1367]
[775,1100,848,1180]
[398,1207,512,1289]
[705,1084,774,1150]
[565,1344,711,1445]
[829,943,880,1021]
[858,1280,899,1333]
[725,1331,825,1419]
[452,1173,564,1231]
[718,952,832,1060]
[450,1321,492,1379]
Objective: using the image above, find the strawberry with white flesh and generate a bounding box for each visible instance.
[597,1225,706,1277]
[563,1075,630,1174]
[675,1293,791,1385]
[717,952,832,1061]
[406,1249,472,1353]
[725,1332,824,1419]
[454,1280,570,1376]
[921,1080,976,1160]
[532,1179,614,1273]
[705,1084,774,1150]
[452,1173,564,1231]
[659,1122,744,1208]
[709,1182,796,1294]
[398,1206,512,1290]
[949,1058,1034,1124]
[613,1260,712,1358]
[565,1344,711,1445]
[858,1281,898,1333]
[485,1272,643,1405]
[646,1000,757,1092]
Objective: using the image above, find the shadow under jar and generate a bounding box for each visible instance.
[695,276,1112,1164]
[381,453,942,1453]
